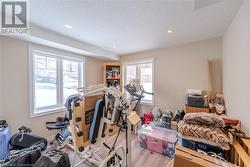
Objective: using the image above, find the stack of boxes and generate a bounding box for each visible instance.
[186,89,209,113]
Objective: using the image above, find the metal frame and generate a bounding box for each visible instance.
[70,86,134,167]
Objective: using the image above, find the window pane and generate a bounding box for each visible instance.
[139,63,152,102]
[126,65,137,84]
[63,60,79,102]
[34,55,57,109]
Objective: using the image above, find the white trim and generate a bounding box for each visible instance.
[29,47,35,118]
[30,45,84,62]
[152,57,155,105]
[122,58,155,105]
[58,58,63,106]
[30,107,67,118]
[29,45,85,118]
[122,58,153,66]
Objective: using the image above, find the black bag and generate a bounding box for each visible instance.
[35,149,70,167]
[9,126,47,151]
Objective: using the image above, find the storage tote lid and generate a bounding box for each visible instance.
[138,124,178,143]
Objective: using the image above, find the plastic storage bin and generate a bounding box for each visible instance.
[137,124,178,158]
[187,95,204,108]
[0,125,10,159]
[179,136,226,157]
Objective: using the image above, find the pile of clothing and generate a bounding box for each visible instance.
[178,112,232,150]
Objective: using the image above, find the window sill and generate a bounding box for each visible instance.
[30,107,66,118]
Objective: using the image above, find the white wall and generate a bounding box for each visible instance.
[85,57,104,86]
[223,0,250,135]
[121,38,222,112]
[0,38,3,118]
[0,37,104,137]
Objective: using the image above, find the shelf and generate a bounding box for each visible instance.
[104,62,122,91]
[106,78,120,80]
[106,65,120,67]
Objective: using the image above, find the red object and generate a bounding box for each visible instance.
[143,112,153,124]
[113,71,117,78]
[223,118,239,124]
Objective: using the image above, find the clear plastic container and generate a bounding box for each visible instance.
[137,124,178,158]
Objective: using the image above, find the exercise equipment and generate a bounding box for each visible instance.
[46,94,81,148]
[70,86,125,167]
[72,94,103,151]
[45,87,124,166]
[124,79,154,112]
[0,120,10,160]
[89,99,105,143]
[46,118,70,130]
[0,142,45,166]
[46,85,140,167]
[0,123,48,166]
[9,126,47,151]
[46,94,81,130]
[54,128,72,144]
[70,85,140,167]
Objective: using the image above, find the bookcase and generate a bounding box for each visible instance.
[104,63,122,91]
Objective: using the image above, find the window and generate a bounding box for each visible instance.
[62,60,81,102]
[34,55,57,108]
[124,59,154,104]
[30,49,84,117]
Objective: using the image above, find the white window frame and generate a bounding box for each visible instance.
[123,58,155,105]
[29,46,85,118]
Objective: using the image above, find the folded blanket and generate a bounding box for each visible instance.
[178,121,230,150]
[184,113,225,127]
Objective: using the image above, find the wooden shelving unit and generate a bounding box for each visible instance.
[104,63,122,91]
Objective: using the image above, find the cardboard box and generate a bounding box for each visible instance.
[186,106,209,113]
[173,146,236,167]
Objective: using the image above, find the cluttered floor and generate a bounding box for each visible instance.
[67,129,171,167]
[1,84,250,167]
